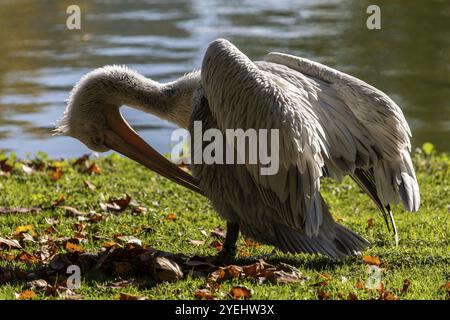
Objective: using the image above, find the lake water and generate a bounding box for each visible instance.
[0,0,449,158]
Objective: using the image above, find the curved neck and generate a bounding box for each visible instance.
[103,67,200,128]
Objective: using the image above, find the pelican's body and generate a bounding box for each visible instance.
[56,39,420,259]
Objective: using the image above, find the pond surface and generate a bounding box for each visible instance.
[0,0,449,157]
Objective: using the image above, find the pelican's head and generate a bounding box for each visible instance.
[54,65,202,194]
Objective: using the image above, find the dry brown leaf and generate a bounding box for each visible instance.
[367,218,375,228]
[317,290,331,300]
[355,279,365,289]
[119,293,147,300]
[65,241,84,253]
[49,168,63,181]
[230,286,252,300]
[59,206,87,217]
[88,163,102,174]
[166,213,177,221]
[209,240,223,252]
[16,290,36,300]
[152,256,183,282]
[0,253,16,261]
[0,207,42,214]
[401,278,412,295]
[0,236,22,249]
[74,154,90,166]
[52,194,66,207]
[380,291,399,300]
[84,180,97,191]
[244,238,260,248]
[362,255,381,266]
[17,251,39,264]
[210,227,226,239]
[188,239,205,246]
[347,292,358,300]
[194,289,215,300]
[101,194,131,212]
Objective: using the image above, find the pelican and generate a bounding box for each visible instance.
[55,39,420,260]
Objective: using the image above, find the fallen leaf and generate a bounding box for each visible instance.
[84,180,97,191]
[401,279,412,295]
[58,206,87,217]
[230,286,252,300]
[74,154,90,166]
[116,236,142,246]
[0,236,22,249]
[17,251,39,264]
[208,265,242,283]
[347,292,358,300]
[101,194,131,212]
[132,206,147,214]
[380,291,399,300]
[355,279,366,289]
[119,293,147,300]
[317,290,331,300]
[88,163,101,174]
[244,238,260,248]
[0,253,16,261]
[188,240,205,246]
[362,255,381,266]
[0,207,42,214]
[16,290,36,300]
[14,224,35,237]
[49,168,63,181]
[66,241,84,253]
[194,289,215,300]
[210,227,226,239]
[367,218,375,228]
[52,194,66,207]
[166,213,177,221]
[209,240,223,252]
[152,256,183,282]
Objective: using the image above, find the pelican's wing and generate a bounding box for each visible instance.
[202,39,334,237]
[262,52,420,216]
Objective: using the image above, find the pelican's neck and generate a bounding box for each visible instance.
[101,67,200,128]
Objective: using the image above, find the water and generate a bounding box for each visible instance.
[0,0,449,158]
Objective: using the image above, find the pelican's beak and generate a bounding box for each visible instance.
[104,108,203,195]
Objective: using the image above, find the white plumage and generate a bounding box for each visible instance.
[56,38,420,259]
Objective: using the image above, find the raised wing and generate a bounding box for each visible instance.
[201,39,335,238]
[263,52,420,214]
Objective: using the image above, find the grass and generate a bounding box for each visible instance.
[0,147,448,300]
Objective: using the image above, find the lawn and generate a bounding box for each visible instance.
[0,146,448,300]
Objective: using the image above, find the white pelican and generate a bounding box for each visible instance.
[56,39,420,260]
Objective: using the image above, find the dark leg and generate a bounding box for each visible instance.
[215,222,239,264]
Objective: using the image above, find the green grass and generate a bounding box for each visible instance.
[0,148,448,300]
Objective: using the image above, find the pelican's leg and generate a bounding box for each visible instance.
[214,222,239,264]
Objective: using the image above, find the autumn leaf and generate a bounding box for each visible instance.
[14,224,35,237]
[347,292,358,300]
[51,194,66,207]
[74,154,90,166]
[152,256,184,282]
[367,218,375,228]
[100,194,131,212]
[0,206,42,214]
[59,206,87,217]
[17,251,39,264]
[244,238,260,248]
[317,290,331,300]
[84,180,97,191]
[188,239,205,246]
[16,290,36,300]
[88,163,102,174]
[230,286,252,300]
[0,236,22,249]
[194,289,215,300]
[355,279,366,289]
[115,235,142,246]
[49,168,63,181]
[210,227,226,239]
[362,255,381,266]
[166,213,177,221]
[401,279,412,295]
[209,240,223,252]
[119,293,148,300]
[66,241,84,253]
[0,253,16,261]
